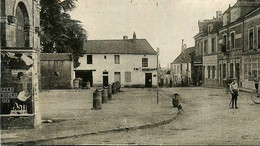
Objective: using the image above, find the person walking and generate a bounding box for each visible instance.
[229,78,239,109]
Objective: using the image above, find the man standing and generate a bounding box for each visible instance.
[229,78,239,109]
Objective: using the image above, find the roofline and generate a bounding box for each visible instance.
[82,52,157,55]
[84,38,147,41]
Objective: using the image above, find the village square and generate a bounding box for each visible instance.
[1,0,260,145]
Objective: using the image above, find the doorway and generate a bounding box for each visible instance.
[75,70,93,87]
[103,71,109,87]
[145,73,152,87]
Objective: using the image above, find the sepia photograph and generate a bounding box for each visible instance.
[1,0,260,145]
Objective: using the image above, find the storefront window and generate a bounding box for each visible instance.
[1,52,34,115]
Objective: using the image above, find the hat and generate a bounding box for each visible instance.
[173,93,179,96]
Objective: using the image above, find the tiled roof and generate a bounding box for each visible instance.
[172,47,196,64]
[83,39,157,55]
[40,53,72,61]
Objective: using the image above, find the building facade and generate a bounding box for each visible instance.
[75,33,158,88]
[242,7,260,89]
[190,0,260,88]
[202,13,223,86]
[40,53,74,89]
[171,46,195,86]
[1,0,41,128]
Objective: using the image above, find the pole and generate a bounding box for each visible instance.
[157,48,159,104]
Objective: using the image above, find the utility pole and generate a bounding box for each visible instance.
[157,48,159,104]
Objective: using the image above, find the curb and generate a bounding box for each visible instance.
[2,112,180,145]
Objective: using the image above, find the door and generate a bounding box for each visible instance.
[103,76,108,87]
[114,72,121,83]
[75,70,93,87]
[145,73,152,87]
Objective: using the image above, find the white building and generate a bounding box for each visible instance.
[75,33,158,87]
[171,46,195,86]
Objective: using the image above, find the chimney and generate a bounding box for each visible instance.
[123,35,128,40]
[181,39,184,52]
[216,11,222,18]
[133,31,136,43]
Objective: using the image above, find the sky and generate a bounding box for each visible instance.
[69,0,237,68]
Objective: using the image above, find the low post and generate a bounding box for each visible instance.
[86,81,91,89]
[92,88,102,110]
[108,84,112,100]
[112,82,116,94]
[102,87,108,103]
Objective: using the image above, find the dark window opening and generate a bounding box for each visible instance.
[249,29,254,50]
[230,32,235,49]
[87,55,92,64]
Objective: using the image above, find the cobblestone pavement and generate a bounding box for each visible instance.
[36,87,260,145]
[1,88,177,144]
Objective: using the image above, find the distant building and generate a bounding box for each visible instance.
[201,12,223,86]
[171,44,196,86]
[40,53,74,89]
[75,32,158,88]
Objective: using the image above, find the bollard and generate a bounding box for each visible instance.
[112,82,116,94]
[102,87,108,103]
[116,81,120,92]
[86,81,91,89]
[108,84,112,100]
[92,88,102,110]
[118,82,121,92]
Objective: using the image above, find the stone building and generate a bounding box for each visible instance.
[1,0,41,128]
[241,7,260,89]
[75,33,158,88]
[218,0,260,87]
[40,53,74,89]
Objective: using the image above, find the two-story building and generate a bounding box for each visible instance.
[75,33,158,88]
[242,7,260,89]
[218,0,260,87]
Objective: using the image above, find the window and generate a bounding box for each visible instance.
[104,55,106,59]
[230,63,234,78]
[223,64,226,78]
[142,58,148,67]
[249,28,254,50]
[125,72,131,82]
[208,66,210,79]
[87,55,92,64]
[212,38,215,53]
[114,55,120,64]
[258,27,260,48]
[212,66,215,79]
[204,40,208,54]
[222,35,227,52]
[230,32,235,49]
[180,64,183,72]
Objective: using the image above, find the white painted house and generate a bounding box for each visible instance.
[75,33,158,87]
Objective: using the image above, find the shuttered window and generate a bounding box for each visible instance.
[125,72,131,82]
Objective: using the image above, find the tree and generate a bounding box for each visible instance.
[40,0,87,68]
